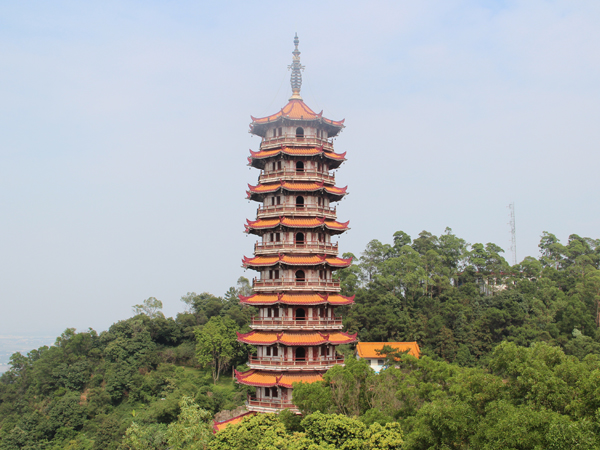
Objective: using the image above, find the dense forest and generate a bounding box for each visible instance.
[1,229,599,449]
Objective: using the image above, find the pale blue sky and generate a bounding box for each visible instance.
[1,1,599,337]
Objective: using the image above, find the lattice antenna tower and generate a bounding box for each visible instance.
[508,202,517,265]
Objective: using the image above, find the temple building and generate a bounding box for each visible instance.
[235,34,357,413]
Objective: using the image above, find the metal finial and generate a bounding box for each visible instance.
[288,33,304,100]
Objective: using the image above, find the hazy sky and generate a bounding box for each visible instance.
[1,1,599,338]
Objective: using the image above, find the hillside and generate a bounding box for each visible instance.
[1,229,599,449]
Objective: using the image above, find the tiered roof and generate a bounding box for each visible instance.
[245,217,349,234]
[249,99,345,137]
[248,147,346,169]
[239,293,355,306]
[237,330,357,346]
[235,369,324,388]
[242,254,352,269]
[247,181,347,202]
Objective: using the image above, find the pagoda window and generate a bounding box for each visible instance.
[317,197,322,206]
[271,387,278,397]
[265,387,270,397]
[296,196,304,208]
[277,160,282,170]
[295,270,305,282]
[295,232,305,245]
[321,346,326,357]
[319,269,324,279]
[295,347,306,361]
[274,269,280,279]
[273,346,279,356]
[295,308,306,321]
[296,161,304,172]
[277,196,281,205]
[266,346,271,356]
[296,127,304,137]
[273,308,279,318]
[273,129,277,138]
[275,233,281,242]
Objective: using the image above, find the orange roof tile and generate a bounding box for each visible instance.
[239,293,355,306]
[237,330,357,346]
[245,217,350,233]
[213,412,256,434]
[356,342,421,359]
[248,147,346,162]
[250,99,344,127]
[242,255,352,268]
[236,369,324,387]
[246,181,347,198]
[278,372,324,388]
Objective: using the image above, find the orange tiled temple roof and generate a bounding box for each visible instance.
[239,293,355,306]
[250,99,344,127]
[213,412,256,434]
[237,330,358,346]
[242,254,352,268]
[235,369,324,388]
[247,181,347,196]
[356,342,421,359]
[245,217,349,232]
[248,147,346,163]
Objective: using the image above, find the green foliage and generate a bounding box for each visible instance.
[340,228,600,364]
[132,297,165,319]
[195,316,245,384]
[289,343,600,449]
[209,412,403,450]
[0,280,251,449]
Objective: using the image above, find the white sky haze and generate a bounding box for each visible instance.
[1,1,599,338]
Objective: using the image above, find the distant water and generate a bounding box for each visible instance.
[0,335,57,374]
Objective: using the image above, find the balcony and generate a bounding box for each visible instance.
[256,204,337,220]
[259,135,334,152]
[254,240,338,255]
[252,278,340,292]
[250,316,343,330]
[248,356,345,371]
[247,397,298,413]
[258,169,335,184]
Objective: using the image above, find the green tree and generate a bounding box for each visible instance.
[165,396,213,450]
[132,297,165,319]
[195,316,241,384]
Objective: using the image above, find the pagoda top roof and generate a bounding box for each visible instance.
[250,34,345,138]
[235,369,323,388]
[250,99,345,137]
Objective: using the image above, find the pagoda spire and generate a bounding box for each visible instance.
[288,33,304,100]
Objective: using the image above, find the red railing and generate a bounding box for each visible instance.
[256,205,336,218]
[252,278,340,291]
[248,356,345,367]
[247,397,297,410]
[258,169,335,184]
[259,135,334,151]
[250,317,343,327]
[254,240,338,253]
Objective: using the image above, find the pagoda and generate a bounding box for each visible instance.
[235,34,357,413]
